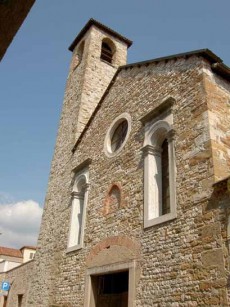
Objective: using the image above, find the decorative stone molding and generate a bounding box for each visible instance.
[142,144,162,157]
[167,129,176,142]
[67,167,89,252]
[104,113,132,157]
[71,191,83,200]
[140,96,175,124]
[143,118,177,228]
[86,235,140,266]
[83,183,90,191]
[144,119,172,147]
[84,237,139,307]
[84,260,137,307]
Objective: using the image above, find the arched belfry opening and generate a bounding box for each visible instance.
[100,38,115,64]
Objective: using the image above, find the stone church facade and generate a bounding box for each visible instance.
[25,19,230,306]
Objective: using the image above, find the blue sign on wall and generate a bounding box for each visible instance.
[1,281,10,291]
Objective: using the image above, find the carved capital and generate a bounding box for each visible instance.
[83,183,90,191]
[71,191,84,200]
[142,145,162,157]
[167,129,176,142]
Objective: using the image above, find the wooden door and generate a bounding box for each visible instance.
[97,291,128,307]
[95,271,128,307]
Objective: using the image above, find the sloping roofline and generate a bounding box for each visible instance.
[69,18,133,52]
[121,49,230,81]
[122,49,221,69]
[20,245,36,251]
[72,48,230,152]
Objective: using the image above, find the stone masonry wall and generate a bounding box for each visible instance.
[209,180,230,304]
[73,25,128,140]
[28,54,230,306]
[70,56,229,306]
[0,260,34,307]
[203,63,230,181]
[27,25,128,307]
[0,272,6,307]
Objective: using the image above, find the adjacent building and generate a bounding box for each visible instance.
[0,246,36,307]
[0,247,22,273]
[0,246,36,273]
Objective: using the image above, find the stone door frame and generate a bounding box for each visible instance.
[84,260,136,307]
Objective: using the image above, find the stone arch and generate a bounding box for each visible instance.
[100,37,116,64]
[103,183,124,215]
[68,170,89,250]
[86,235,140,268]
[85,236,140,307]
[73,174,87,193]
[144,120,172,147]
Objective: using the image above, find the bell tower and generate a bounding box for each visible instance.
[67,18,132,141]
[27,21,132,306]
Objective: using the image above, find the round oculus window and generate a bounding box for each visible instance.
[111,120,128,152]
[104,113,131,157]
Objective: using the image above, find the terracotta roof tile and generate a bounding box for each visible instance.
[0,246,23,258]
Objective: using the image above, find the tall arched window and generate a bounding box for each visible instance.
[143,120,176,227]
[100,38,115,64]
[67,169,89,251]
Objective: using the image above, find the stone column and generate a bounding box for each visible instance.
[68,191,84,247]
[143,145,162,221]
[167,129,176,215]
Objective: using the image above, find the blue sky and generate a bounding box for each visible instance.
[0,0,230,247]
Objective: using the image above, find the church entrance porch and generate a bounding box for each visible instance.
[92,271,128,307]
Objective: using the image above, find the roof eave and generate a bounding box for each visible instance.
[69,18,132,52]
[120,49,223,70]
[211,62,230,82]
[119,48,230,81]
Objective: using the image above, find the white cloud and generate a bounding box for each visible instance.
[0,191,15,205]
[0,200,43,249]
